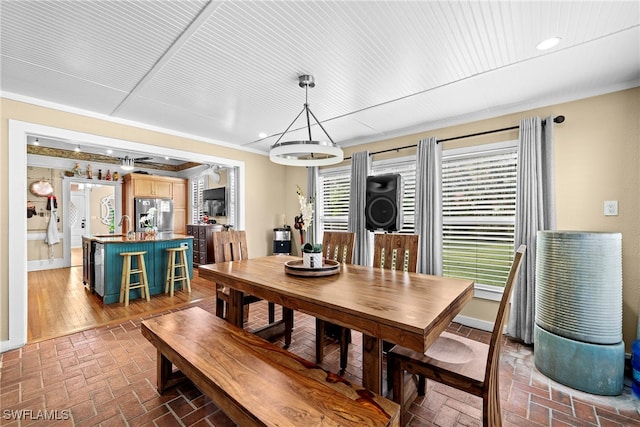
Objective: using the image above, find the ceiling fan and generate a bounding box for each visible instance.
[119,155,153,170]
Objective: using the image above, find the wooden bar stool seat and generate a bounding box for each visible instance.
[119,251,150,306]
[165,246,191,296]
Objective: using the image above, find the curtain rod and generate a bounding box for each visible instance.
[344,115,565,160]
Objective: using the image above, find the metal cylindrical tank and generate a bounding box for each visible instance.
[534,230,624,396]
[536,231,622,344]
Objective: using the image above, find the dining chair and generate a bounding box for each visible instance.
[374,233,420,356]
[318,233,420,372]
[373,233,420,273]
[387,245,526,427]
[315,231,355,370]
[213,230,291,344]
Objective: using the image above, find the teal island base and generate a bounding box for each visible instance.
[92,235,193,304]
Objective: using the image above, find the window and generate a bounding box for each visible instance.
[317,168,351,231]
[442,141,518,289]
[190,176,205,224]
[316,142,518,295]
[226,169,236,226]
[190,168,237,226]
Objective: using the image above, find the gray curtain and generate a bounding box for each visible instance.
[348,151,371,265]
[507,116,557,344]
[415,137,443,275]
[307,166,318,245]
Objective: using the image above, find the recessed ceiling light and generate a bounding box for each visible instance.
[106,149,113,154]
[164,156,170,160]
[536,37,561,51]
[75,145,81,152]
[258,132,267,139]
[34,138,40,146]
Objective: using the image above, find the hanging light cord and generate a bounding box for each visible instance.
[272,80,336,147]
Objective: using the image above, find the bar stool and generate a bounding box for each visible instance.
[119,251,150,306]
[165,246,191,296]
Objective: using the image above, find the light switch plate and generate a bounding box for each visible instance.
[604,200,618,216]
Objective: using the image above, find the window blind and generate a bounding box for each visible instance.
[190,176,205,224]
[317,169,351,231]
[442,145,517,287]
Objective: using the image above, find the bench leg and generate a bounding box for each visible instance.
[156,350,187,393]
[157,350,173,393]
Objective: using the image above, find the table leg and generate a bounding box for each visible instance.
[227,288,244,328]
[283,307,293,348]
[362,334,382,394]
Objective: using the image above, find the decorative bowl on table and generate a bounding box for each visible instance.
[284,259,340,277]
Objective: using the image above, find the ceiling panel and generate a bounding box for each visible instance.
[2,1,639,154]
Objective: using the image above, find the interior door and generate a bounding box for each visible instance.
[70,191,86,248]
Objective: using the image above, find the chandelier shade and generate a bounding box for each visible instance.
[269,75,343,167]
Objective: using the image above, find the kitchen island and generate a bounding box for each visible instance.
[82,233,193,304]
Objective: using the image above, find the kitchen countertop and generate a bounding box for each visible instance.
[85,233,194,243]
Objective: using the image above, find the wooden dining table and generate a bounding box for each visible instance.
[198,255,474,394]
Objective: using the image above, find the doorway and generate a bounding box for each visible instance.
[69,187,85,266]
[68,182,116,267]
[5,119,246,352]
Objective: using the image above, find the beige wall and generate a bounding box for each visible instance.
[329,87,639,350]
[2,88,639,351]
[0,97,293,340]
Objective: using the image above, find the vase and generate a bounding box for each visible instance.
[303,252,323,269]
[144,228,157,240]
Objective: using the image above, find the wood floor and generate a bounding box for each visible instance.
[27,266,217,343]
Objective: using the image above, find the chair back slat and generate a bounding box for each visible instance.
[212,230,248,263]
[483,244,526,426]
[373,234,419,273]
[322,232,355,264]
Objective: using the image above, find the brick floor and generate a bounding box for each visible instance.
[1,298,639,426]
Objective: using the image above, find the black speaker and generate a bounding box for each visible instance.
[365,174,403,231]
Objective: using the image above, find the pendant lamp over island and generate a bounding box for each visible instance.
[269,75,343,167]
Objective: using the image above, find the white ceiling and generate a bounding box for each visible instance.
[2,1,639,156]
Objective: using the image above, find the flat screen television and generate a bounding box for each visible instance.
[203,187,226,216]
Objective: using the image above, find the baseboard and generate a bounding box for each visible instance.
[28,258,66,271]
[453,314,494,332]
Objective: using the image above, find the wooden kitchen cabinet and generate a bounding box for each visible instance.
[131,176,172,198]
[122,173,188,234]
[172,180,187,234]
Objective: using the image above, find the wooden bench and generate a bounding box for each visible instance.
[141,306,400,427]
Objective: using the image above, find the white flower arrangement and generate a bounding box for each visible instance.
[296,186,313,231]
[139,207,157,230]
[295,186,321,253]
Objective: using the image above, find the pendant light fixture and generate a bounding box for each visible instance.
[269,75,343,166]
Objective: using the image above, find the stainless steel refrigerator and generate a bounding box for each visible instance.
[134,198,174,232]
